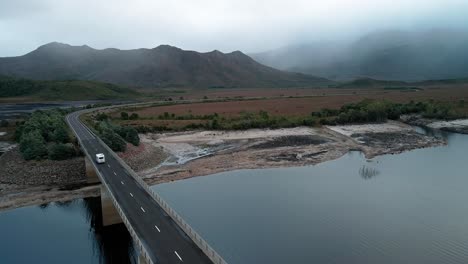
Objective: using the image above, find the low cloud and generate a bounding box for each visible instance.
[1,0,468,56]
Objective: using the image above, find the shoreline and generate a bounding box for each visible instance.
[0,120,448,211]
[136,121,445,185]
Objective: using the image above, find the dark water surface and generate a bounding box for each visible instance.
[1,130,468,264]
[153,130,468,264]
[0,198,136,264]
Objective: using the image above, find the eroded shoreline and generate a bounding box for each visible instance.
[0,121,447,211]
[138,121,445,185]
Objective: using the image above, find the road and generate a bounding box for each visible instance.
[66,111,213,264]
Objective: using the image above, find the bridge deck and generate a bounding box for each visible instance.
[67,112,213,264]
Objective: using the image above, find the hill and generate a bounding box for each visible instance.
[251,29,468,82]
[0,75,140,100]
[0,43,331,89]
[336,77,468,88]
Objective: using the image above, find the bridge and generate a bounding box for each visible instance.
[66,110,227,264]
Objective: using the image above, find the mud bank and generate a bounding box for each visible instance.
[133,122,444,185]
[0,147,97,211]
[401,115,468,134]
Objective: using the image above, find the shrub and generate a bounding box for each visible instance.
[48,143,76,160]
[115,126,140,146]
[120,112,129,120]
[50,126,70,143]
[96,113,108,121]
[20,130,48,160]
[129,113,139,120]
[101,128,127,152]
[0,120,8,127]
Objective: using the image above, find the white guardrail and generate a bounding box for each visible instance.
[67,109,228,264]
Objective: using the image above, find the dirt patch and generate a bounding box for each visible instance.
[251,135,329,149]
[0,183,99,212]
[0,146,96,211]
[117,141,168,172]
[351,132,444,158]
[0,147,86,186]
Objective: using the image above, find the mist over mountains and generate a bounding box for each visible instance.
[0,43,330,89]
[251,29,468,81]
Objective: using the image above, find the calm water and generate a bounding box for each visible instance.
[0,198,136,264]
[2,130,468,264]
[153,130,468,264]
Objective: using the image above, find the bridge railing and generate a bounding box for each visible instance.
[66,113,155,264]
[70,109,228,264]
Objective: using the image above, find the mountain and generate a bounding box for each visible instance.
[334,77,468,89]
[0,43,331,89]
[251,29,468,81]
[0,75,140,100]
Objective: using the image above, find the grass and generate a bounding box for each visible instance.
[0,75,141,101]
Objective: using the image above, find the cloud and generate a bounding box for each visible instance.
[1,0,468,56]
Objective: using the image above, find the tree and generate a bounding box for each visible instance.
[120,112,129,120]
[0,120,8,127]
[211,119,220,129]
[20,130,48,160]
[96,113,108,121]
[115,126,140,146]
[48,143,76,160]
[129,113,139,120]
[50,126,70,143]
[101,129,127,152]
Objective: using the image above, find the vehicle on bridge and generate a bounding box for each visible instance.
[96,153,106,164]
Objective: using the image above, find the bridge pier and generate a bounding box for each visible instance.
[85,156,100,184]
[101,186,123,226]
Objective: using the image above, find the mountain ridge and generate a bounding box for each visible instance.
[0,43,331,88]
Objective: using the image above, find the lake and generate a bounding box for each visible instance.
[2,129,468,263]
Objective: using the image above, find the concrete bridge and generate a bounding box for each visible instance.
[66,110,227,264]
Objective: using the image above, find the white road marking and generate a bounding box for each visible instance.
[141,207,146,213]
[130,193,133,197]
[155,225,161,232]
[174,251,183,261]
[107,164,110,168]
[113,172,117,176]
[121,181,124,185]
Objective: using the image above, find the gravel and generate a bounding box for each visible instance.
[0,147,86,186]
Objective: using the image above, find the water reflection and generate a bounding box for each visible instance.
[359,165,380,180]
[82,197,137,264]
[29,197,137,264]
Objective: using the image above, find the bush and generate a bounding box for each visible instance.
[120,112,129,120]
[129,113,139,120]
[101,128,127,152]
[115,126,140,146]
[96,113,108,121]
[50,126,70,143]
[20,130,48,160]
[48,143,76,160]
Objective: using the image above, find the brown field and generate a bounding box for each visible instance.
[120,119,209,129]
[122,86,468,119]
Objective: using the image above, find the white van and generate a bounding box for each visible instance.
[96,153,105,164]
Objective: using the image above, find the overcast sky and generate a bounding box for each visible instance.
[1,0,467,56]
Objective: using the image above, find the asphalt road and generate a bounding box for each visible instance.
[67,111,213,264]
